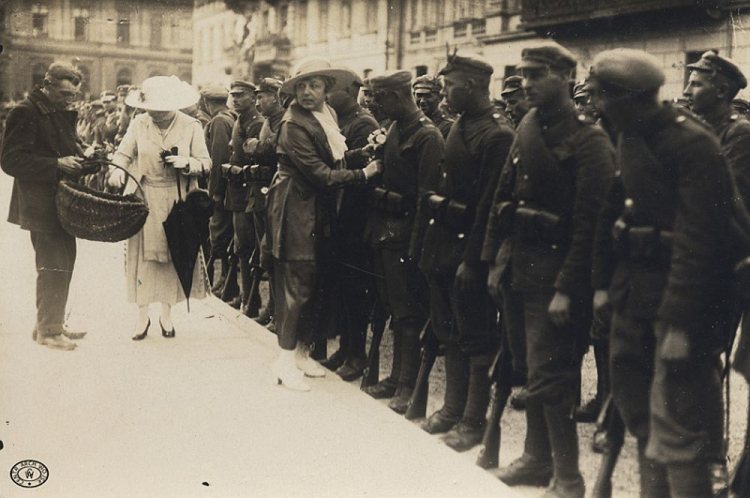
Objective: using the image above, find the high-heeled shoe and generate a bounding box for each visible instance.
[295,351,326,378]
[160,319,175,338]
[272,357,310,392]
[132,319,150,341]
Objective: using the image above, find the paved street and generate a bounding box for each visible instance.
[0,175,523,497]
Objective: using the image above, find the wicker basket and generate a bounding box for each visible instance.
[56,160,149,242]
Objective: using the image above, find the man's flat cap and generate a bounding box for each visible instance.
[255,78,283,94]
[500,75,523,97]
[687,51,747,89]
[229,80,257,93]
[412,75,442,93]
[590,49,665,92]
[370,70,413,92]
[200,84,229,100]
[517,45,577,71]
[439,51,494,78]
[573,80,588,99]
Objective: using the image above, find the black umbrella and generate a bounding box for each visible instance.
[162,167,213,312]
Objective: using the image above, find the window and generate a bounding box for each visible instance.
[415,65,428,76]
[73,6,89,41]
[78,65,90,94]
[472,19,485,35]
[454,21,466,38]
[340,0,351,36]
[297,0,308,42]
[410,31,420,44]
[150,17,162,48]
[117,18,130,44]
[116,68,132,86]
[425,28,436,42]
[32,63,47,88]
[31,4,49,37]
[317,0,328,42]
[279,4,289,33]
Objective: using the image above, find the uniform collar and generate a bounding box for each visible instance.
[28,88,56,115]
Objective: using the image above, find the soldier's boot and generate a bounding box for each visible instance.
[636,439,669,498]
[443,353,492,452]
[498,401,553,487]
[211,255,229,296]
[389,324,421,414]
[422,345,469,435]
[364,326,403,398]
[337,307,369,382]
[542,400,585,498]
[239,260,255,317]
[243,267,262,318]
[667,462,714,498]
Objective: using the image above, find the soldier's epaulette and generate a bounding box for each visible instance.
[667,101,713,133]
[491,111,513,129]
[418,116,438,129]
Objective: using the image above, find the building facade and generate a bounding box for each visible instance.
[0,0,193,101]
[192,0,546,98]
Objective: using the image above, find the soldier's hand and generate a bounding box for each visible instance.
[57,155,84,175]
[658,325,691,364]
[455,261,481,293]
[363,159,383,179]
[548,291,572,327]
[243,138,260,154]
[593,289,612,325]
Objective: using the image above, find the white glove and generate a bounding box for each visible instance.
[164,155,189,169]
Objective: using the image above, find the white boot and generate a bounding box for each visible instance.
[273,349,310,392]
[295,343,326,378]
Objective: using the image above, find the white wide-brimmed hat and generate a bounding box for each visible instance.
[125,75,200,111]
[280,57,360,95]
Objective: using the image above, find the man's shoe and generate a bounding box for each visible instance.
[422,408,460,435]
[37,334,77,351]
[320,348,347,371]
[510,386,529,410]
[575,396,602,424]
[388,386,413,414]
[542,475,585,498]
[497,453,553,487]
[227,296,242,309]
[62,326,87,340]
[442,419,485,452]
[336,358,366,382]
[242,302,260,318]
[255,309,273,326]
[362,378,398,399]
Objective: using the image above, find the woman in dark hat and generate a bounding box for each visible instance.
[267,57,382,391]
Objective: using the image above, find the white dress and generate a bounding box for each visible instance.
[112,112,212,306]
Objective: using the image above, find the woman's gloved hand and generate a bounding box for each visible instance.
[164,155,189,169]
[106,167,126,188]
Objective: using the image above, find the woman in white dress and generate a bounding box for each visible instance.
[108,76,212,340]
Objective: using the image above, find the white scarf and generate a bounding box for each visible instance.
[311,104,348,162]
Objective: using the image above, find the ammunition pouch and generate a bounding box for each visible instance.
[512,206,567,244]
[612,219,673,262]
[370,187,411,217]
[242,164,277,184]
[423,194,472,231]
[220,163,246,185]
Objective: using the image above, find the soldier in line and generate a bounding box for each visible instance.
[412,75,454,138]
[94,90,119,145]
[242,77,286,323]
[360,71,444,410]
[201,84,236,297]
[588,48,738,497]
[323,79,380,381]
[361,78,391,128]
[416,52,515,452]
[500,75,530,129]
[486,46,615,498]
[226,80,265,309]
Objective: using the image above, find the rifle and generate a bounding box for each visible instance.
[405,321,442,420]
[220,240,240,303]
[243,247,263,318]
[590,394,626,498]
[476,333,514,469]
[361,298,388,389]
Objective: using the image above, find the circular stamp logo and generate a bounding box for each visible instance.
[10,460,49,488]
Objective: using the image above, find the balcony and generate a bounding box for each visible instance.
[253,34,292,65]
[520,0,745,30]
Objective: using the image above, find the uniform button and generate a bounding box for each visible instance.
[552,244,558,249]
[676,115,686,123]
[513,156,519,164]
[429,218,435,225]
[442,172,447,178]
[732,114,739,120]
[420,117,426,122]
[625,198,634,209]
[519,200,526,206]
[261,187,269,194]
[578,114,586,121]
[523,174,529,180]
[457,233,465,239]
[493,113,500,119]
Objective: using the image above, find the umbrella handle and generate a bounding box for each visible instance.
[80,159,149,209]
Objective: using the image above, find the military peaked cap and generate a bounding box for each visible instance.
[370,70,413,92]
[229,80,257,94]
[573,80,588,99]
[500,75,523,97]
[439,50,494,78]
[517,45,577,71]
[412,75,442,93]
[200,84,229,100]
[255,78,283,94]
[590,49,665,93]
[687,51,747,90]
